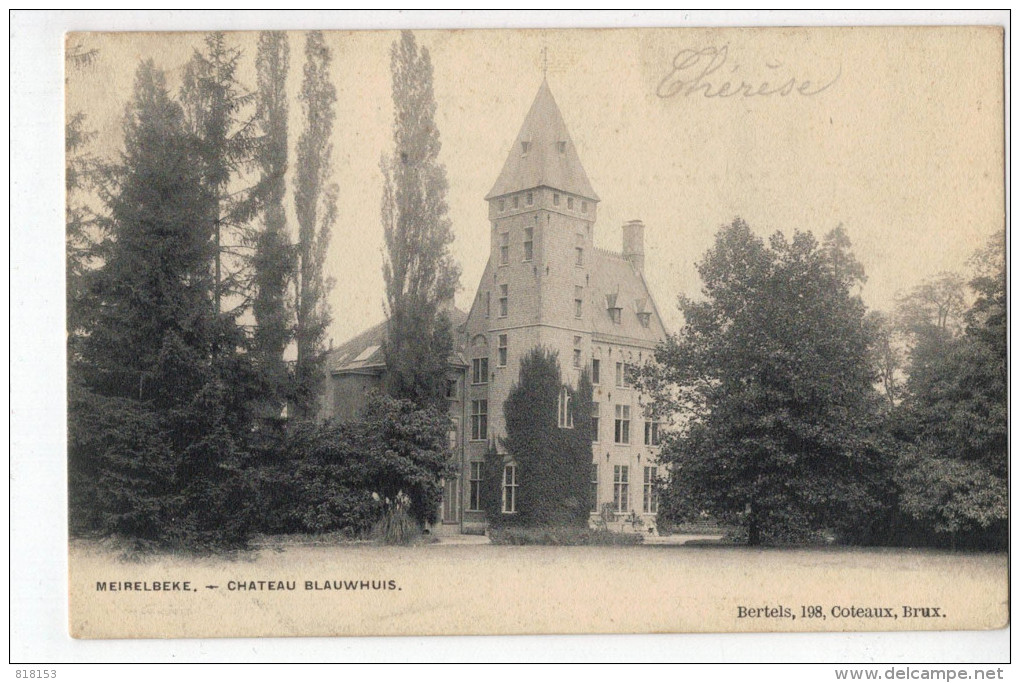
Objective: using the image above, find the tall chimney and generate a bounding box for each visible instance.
[622,219,645,272]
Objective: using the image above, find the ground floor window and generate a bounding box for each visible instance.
[590,463,599,512]
[613,465,629,512]
[502,464,518,513]
[643,466,658,514]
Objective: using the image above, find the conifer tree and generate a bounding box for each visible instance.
[65,41,100,376]
[292,30,337,417]
[69,61,250,546]
[180,32,259,334]
[381,30,461,411]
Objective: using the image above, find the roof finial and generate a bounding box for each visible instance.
[541,46,548,80]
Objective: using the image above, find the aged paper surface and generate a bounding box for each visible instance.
[65,26,1006,639]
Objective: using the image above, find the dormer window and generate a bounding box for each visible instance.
[638,312,651,328]
[521,141,530,155]
[558,141,567,154]
[610,307,622,324]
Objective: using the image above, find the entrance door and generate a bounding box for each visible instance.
[442,478,459,523]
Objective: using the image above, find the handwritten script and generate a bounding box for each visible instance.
[657,44,841,100]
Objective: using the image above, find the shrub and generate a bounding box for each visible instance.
[371,494,421,545]
[247,393,454,536]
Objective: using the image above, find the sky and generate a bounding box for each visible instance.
[66,26,1004,345]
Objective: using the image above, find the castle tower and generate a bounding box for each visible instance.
[476,80,600,440]
[459,79,666,531]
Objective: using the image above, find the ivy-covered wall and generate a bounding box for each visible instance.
[482,347,593,527]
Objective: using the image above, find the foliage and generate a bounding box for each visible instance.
[641,219,890,545]
[488,527,643,546]
[889,233,1006,547]
[250,31,295,419]
[180,32,260,322]
[68,60,259,551]
[371,494,422,545]
[380,30,461,411]
[292,31,337,416]
[485,348,593,527]
[249,394,454,534]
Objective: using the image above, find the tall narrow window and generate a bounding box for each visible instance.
[591,402,600,442]
[499,284,508,317]
[520,141,530,155]
[614,404,630,444]
[448,418,459,449]
[485,291,491,318]
[497,334,508,367]
[523,227,533,261]
[590,464,599,512]
[591,359,600,385]
[582,200,588,213]
[499,199,506,212]
[616,362,632,388]
[471,400,488,441]
[643,466,659,513]
[526,192,533,205]
[613,465,629,513]
[499,232,509,265]
[567,196,574,210]
[502,464,518,513]
[558,386,573,429]
[472,357,489,385]
[574,286,583,318]
[573,336,582,368]
[644,420,660,446]
[553,193,560,206]
[469,462,483,511]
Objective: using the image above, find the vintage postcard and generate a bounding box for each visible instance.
[64,25,1006,639]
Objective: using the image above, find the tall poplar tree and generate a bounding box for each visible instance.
[292,31,337,417]
[381,31,461,411]
[250,31,294,417]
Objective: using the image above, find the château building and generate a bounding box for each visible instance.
[322,79,667,534]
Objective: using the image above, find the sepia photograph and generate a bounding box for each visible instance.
[40,14,1011,650]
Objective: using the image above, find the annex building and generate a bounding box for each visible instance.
[321,80,667,534]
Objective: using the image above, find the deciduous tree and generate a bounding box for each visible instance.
[640,219,889,544]
[381,31,461,411]
[292,30,337,417]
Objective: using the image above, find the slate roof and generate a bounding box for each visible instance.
[588,249,667,345]
[486,80,599,202]
[327,308,469,374]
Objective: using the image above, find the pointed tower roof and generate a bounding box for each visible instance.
[486,80,599,201]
